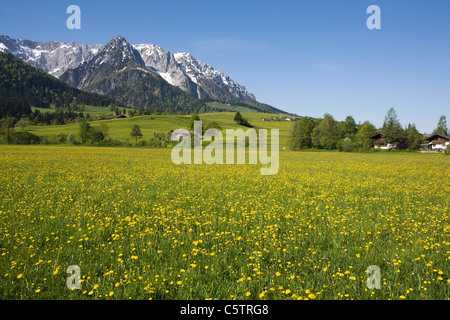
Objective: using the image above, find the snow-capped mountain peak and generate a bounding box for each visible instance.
[0,35,102,77]
[1,35,256,102]
[174,51,256,101]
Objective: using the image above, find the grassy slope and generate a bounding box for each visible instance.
[26,112,293,147]
[31,105,132,117]
[205,102,257,113]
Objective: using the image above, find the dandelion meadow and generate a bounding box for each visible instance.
[0,145,449,300]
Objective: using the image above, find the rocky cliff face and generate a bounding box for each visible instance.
[0,35,101,77]
[1,35,257,102]
[174,52,256,102]
[58,36,205,110]
[60,36,145,89]
[134,43,201,98]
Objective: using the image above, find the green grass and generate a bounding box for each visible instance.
[0,146,449,300]
[31,105,133,117]
[26,112,292,147]
[205,101,257,113]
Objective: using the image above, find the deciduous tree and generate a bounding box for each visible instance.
[311,113,341,149]
[288,117,316,149]
[131,125,143,144]
[78,120,91,144]
[355,121,377,151]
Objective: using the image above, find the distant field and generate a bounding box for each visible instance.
[0,146,449,300]
[31,105,123,117]
[205,102,257,113]
[26,112,293,147]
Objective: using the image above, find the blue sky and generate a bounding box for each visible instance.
[0,0,449,133]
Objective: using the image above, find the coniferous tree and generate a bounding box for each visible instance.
[406,123,423,150]
[382,108,403,145]
[234,112,252,128]
[0,116,16,144]
[434,116,448,135]
[234,112,244,124]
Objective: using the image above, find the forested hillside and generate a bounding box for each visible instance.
[0,52,118,119]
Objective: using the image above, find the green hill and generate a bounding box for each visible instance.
[26,112,293,147]
[0,51,288,122]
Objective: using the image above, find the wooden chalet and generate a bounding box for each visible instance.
[422,134,450,151]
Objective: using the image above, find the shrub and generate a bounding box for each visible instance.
[56,134,67,144]
[137,140,148,147]
[90,127,105,144]
[338,138,356,152]
[10,132,41,145]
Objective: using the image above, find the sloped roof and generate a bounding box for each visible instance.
[426,134,450,142]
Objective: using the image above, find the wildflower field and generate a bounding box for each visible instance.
[0,145,449,300]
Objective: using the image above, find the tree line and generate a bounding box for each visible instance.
[1,107,447,153]
[288,108,448,152]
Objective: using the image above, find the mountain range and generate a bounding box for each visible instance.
[0,35,259,105]
[0,51,117,120]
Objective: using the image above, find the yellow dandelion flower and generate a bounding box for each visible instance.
[308,293,316,299]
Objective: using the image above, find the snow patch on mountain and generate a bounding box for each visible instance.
[1,35,256,102]
[174,52,256,101]
[0,35,102,77]
[0,43,8,52]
